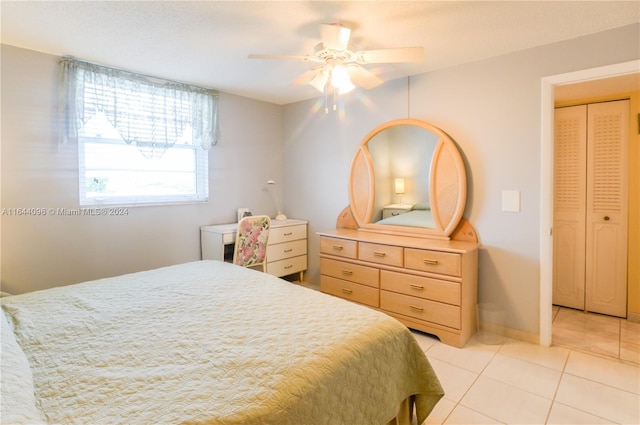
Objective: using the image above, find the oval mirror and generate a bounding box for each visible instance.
[349,119,467,239]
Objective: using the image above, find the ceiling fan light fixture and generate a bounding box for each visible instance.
[330,64,355,94]
[337,81,355,95]
[249,22,425,111]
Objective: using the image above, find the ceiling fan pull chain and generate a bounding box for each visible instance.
[324,85,329,114]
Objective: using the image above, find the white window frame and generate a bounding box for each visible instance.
[78,135,209,207]
[60,56,218,207]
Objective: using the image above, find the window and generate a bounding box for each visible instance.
[59,57,219,206]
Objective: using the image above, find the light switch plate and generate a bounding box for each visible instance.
[502,190,521,212]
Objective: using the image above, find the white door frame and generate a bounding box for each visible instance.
[539,60,640,346]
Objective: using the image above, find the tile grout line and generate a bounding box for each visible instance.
[441,340,505,425]
[422,338,504,424]
[617,316,621,360]
[553,347,640,423]
[543,348,572,424]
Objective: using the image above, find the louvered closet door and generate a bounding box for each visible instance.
[553,105,587,310]
[585,100,628,317]
[553,100,629,317]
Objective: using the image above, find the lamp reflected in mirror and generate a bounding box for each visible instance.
[394,178,405,204]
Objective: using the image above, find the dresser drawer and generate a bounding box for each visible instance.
[267,255,307,277]
[267,239,307,262]
[321,258,379,288]
[381,291,460,329]
[320,236,357,259]
[269,224,306,244]
[321,275,379,307]
[359,242,403,267]
[223,232,235,245]
[405,248,461,277]
[382,207,411,219]
[380,270,461,305]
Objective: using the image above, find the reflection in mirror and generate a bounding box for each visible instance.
[349,118,467,238]
[369,125,438,227]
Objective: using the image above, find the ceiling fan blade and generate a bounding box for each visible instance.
[347,66,384,90]
[291,69,322,86]
[320,23,351,51]
[355,47,425,64]
[308,71,329,93]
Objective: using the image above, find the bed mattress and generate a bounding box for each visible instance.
[1,260,443,424]
[377,209,436,228]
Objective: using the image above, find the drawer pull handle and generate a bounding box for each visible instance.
[332,245,344,251]
[373,251,387,257]
[284,232,293,236]
[410,305,424,312]
[284,248,293,253]
[341,270,353,275]
[423,259,439,265]
[284,265,293,269]
[341,288,353,294]
[409,284,424,291]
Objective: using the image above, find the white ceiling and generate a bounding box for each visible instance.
[1,1,639,105]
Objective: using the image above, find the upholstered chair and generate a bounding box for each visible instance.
[232,215,271,272]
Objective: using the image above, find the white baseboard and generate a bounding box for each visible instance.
[504,327,540,345]
[507,312,640,347]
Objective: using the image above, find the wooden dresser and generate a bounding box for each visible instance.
[201,219,307,281]
[265,220,308,281]
[319,228,478,347]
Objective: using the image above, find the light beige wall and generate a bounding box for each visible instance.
[1,45,284,295]
[283,23,640,337]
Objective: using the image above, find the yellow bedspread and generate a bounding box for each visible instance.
[2,260,443,424]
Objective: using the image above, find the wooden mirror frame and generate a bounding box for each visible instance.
[348,119,467,240]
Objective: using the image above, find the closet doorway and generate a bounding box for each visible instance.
[553,100,629,318]
[540,61,639,348]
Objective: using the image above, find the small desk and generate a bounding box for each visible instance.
[201,218,308,281]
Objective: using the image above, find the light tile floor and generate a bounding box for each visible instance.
[414,313,640,424]
[552,306,640,364]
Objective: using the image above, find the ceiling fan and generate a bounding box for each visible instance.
[249,23,425,107]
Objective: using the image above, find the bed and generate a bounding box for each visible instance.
[377,202,435,229]
[1,260,443,425]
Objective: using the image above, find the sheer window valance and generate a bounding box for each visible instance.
[59,56,220,156]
